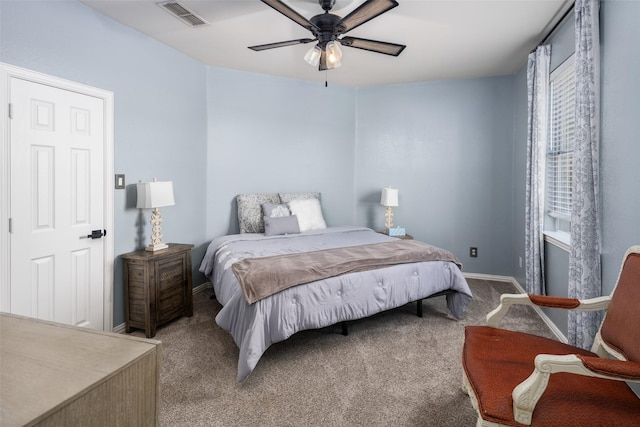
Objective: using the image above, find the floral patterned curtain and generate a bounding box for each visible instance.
[525,45,550,295]
[568,0,601,349]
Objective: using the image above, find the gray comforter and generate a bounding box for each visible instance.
[199,226,472,381]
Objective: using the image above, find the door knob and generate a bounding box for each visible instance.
[86,229,107,239]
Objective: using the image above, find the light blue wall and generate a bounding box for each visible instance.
[6,0,638,334]
[543,242,570,334]
[1,0,208,327]
[512,61,528,286]
[355,77,516,274]
[205,67,356,239]
[1,0,356,327]
[0,0,518,326]
[600,0,640,294]
[512,1,640,338]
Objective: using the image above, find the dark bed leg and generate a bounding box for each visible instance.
[341,321,349,336]
[417,299,423,318]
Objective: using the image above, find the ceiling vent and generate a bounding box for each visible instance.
[157,1,208,27]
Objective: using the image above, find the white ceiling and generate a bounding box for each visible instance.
[80,0,572,87]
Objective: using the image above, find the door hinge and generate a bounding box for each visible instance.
[8,218,12,233]
[8,103,12,119]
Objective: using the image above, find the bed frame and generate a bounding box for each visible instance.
[339,289,456,335]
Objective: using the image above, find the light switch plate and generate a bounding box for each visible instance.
[115,174,125,189]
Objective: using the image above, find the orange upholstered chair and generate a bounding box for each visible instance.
[462,246,640,426]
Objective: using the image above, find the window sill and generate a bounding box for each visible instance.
[544,231,570,252]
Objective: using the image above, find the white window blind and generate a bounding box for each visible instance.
[546,55,575,222]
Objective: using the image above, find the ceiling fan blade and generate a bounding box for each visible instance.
[339,36,405,56]
[248,38,316,51]
[260,0,320,32]
[336,0,399,34]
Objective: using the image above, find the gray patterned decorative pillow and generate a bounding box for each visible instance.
[236,193,280,233]
[278,192,321,203]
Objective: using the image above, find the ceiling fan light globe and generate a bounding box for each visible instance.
[304,45,321,66]
[325,40,343,69]
[326,40,342,60]
[326,57,341,69]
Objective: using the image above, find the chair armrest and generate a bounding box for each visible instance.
[577,355,640,380]
[511,354,640,425]
[486,293,611,327]
[486,294,531,327]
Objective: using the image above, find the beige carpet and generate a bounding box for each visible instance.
[130,278,556,426]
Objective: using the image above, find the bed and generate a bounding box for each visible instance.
[199,193,473,381]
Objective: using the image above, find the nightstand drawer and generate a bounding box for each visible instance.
[158,286,185,324]
[157,257,186,290]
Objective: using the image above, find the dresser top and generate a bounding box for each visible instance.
[120,243,194,261]
[0,314,160,426]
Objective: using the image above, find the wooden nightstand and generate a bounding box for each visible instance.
[393,234,414,240]
[121,243,194,338]
[379,231,414,240]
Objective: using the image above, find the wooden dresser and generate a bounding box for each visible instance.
[0,313,161,426]
[121,243,194,338]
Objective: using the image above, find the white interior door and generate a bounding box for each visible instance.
[9,77,105,330]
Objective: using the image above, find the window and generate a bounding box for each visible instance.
[545,55,575,240]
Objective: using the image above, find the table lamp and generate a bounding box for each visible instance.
[380,187,399,232]
[136,179,175,251]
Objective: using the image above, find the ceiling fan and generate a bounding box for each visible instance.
[248,0,406,71]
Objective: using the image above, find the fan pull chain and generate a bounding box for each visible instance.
[325,70,328,87]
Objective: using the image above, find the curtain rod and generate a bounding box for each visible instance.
[541,3,575,44]
[532,2,575,53]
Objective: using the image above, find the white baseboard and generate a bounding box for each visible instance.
[113,276,568,344]
[463,272,517,283]
[112,282,214,334]
[112,322,127,334]
[463,272,568,344]
[192,281,214,295]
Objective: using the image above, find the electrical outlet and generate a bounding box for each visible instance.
[470,247,478,258]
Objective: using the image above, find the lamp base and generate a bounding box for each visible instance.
[384,206,395,230]
[145,243,168,252]
[146,207,168,252]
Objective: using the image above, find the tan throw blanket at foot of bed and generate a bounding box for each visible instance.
[232,240,462,304]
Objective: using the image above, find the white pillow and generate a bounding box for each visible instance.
[288,198,327,232]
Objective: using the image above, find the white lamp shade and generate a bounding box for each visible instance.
[380,187,399,207]
[136,181,175,209]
